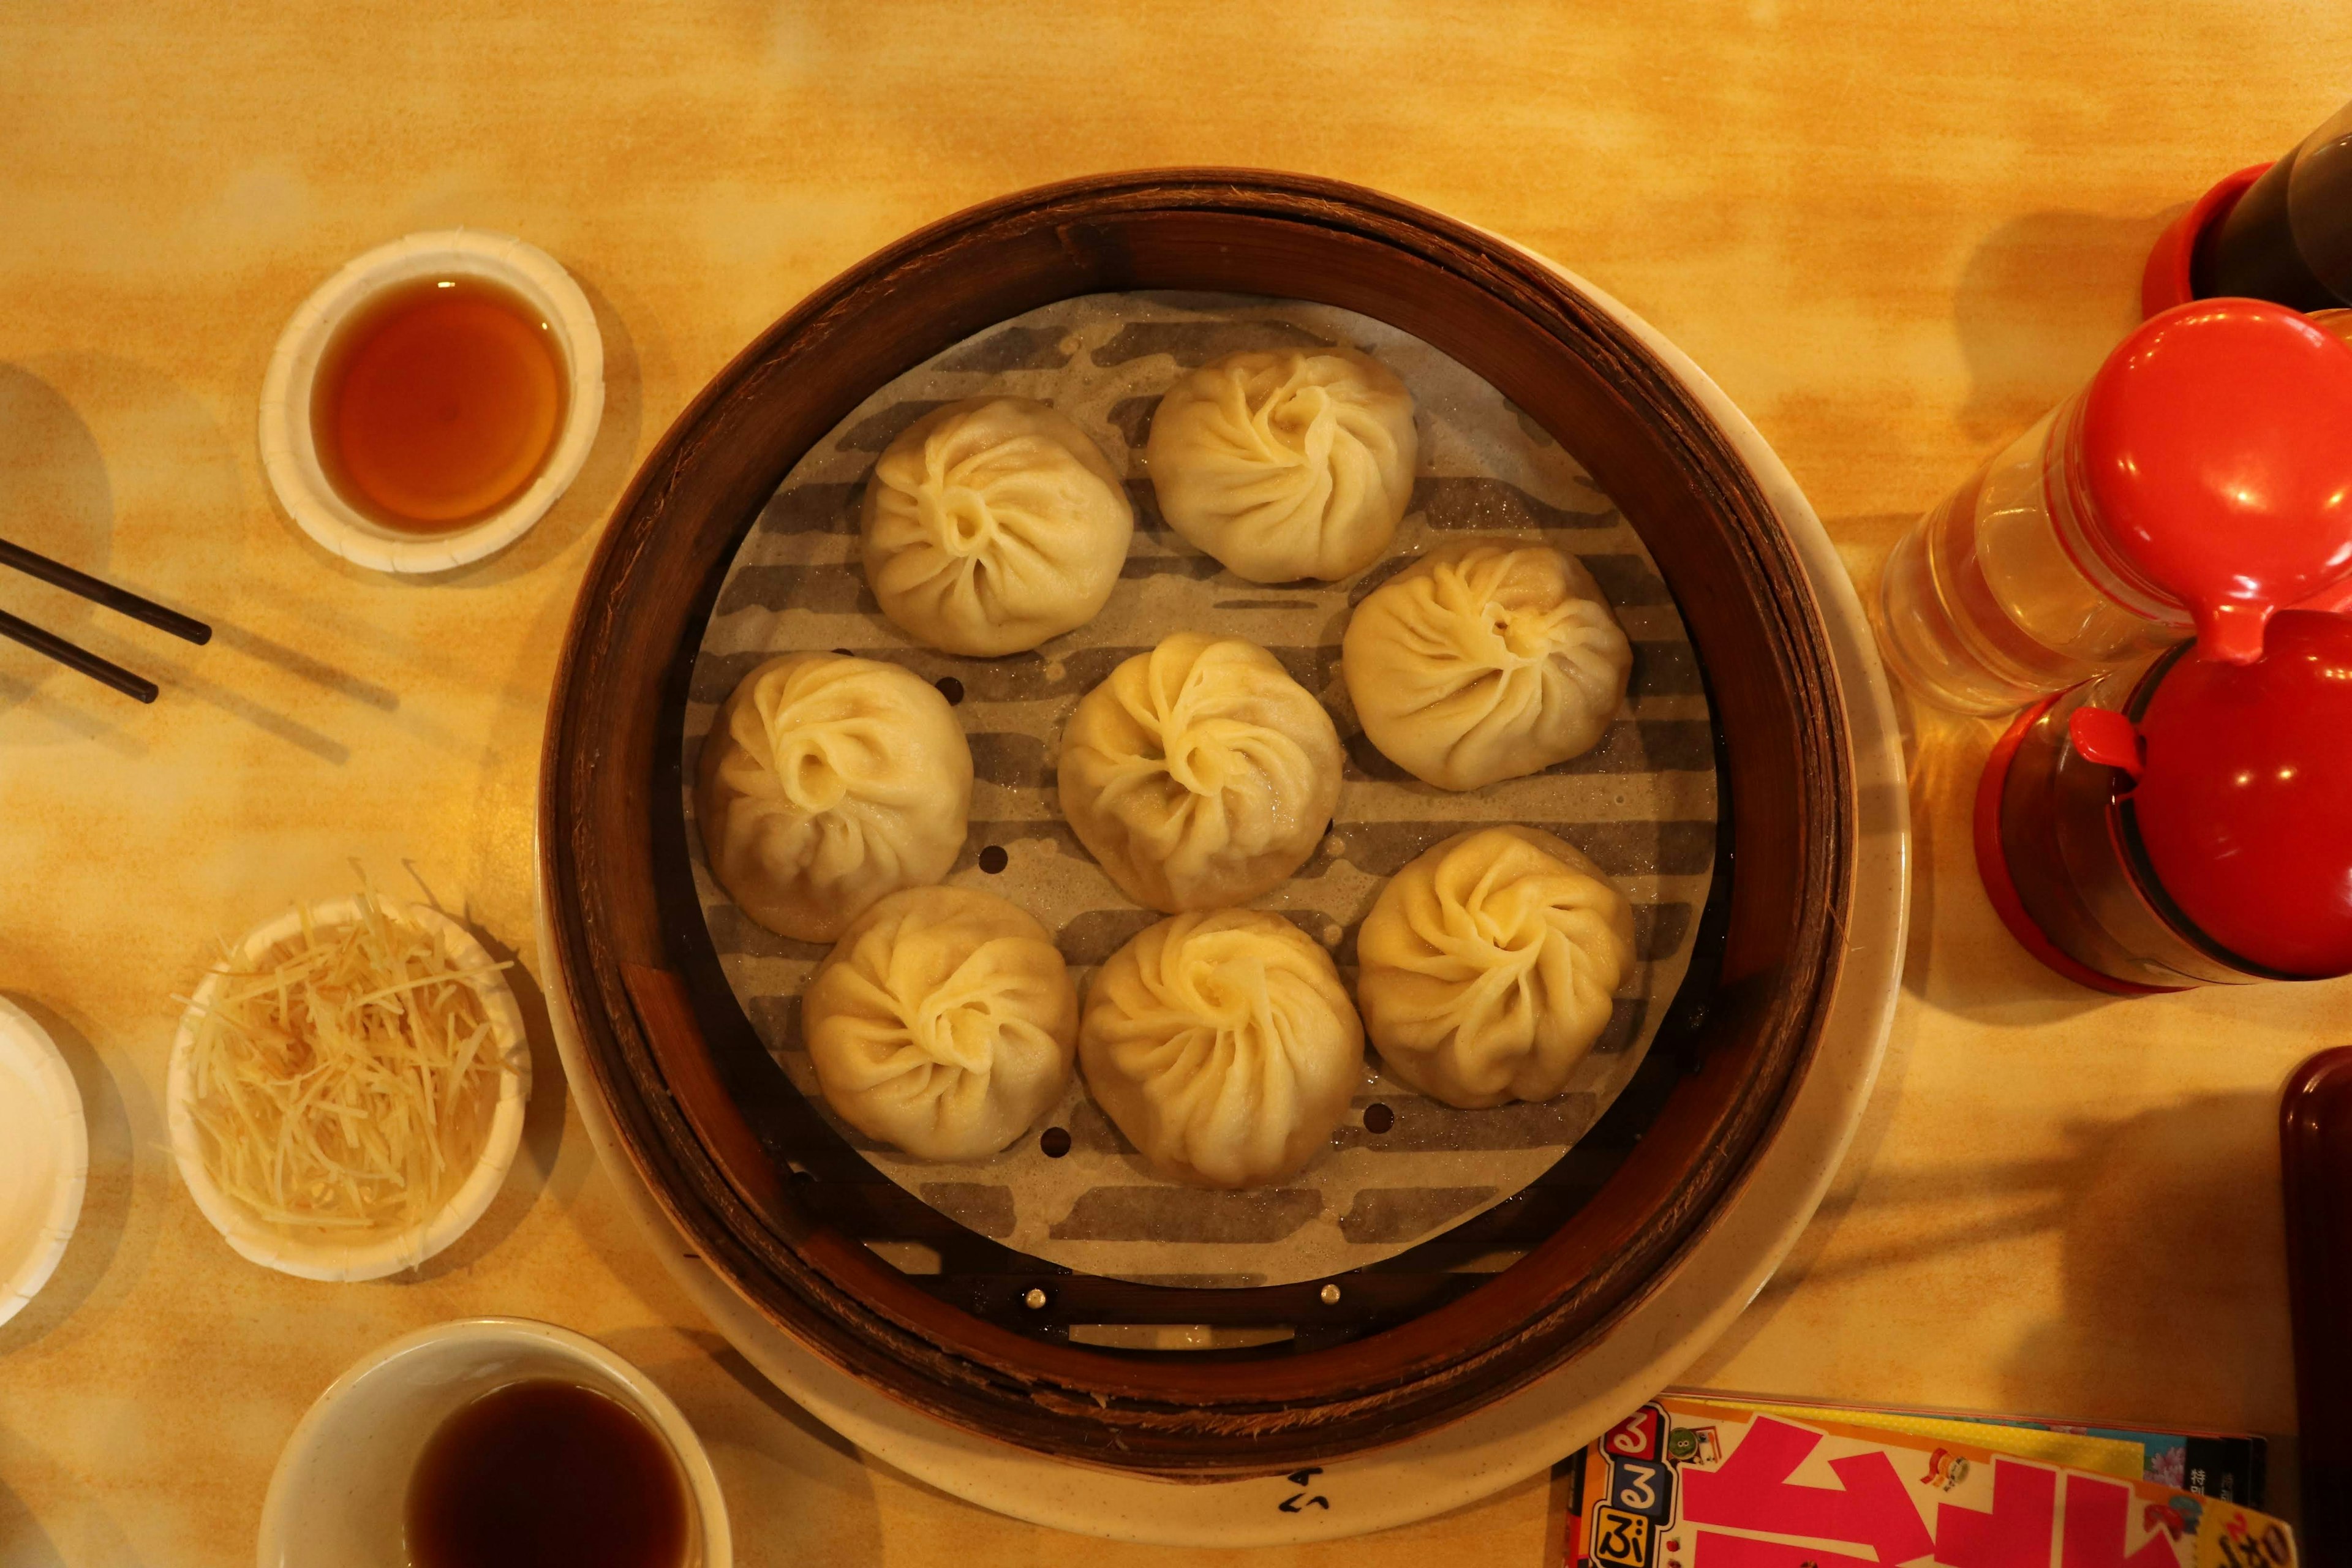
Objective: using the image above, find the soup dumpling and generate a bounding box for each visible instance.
[695,652,972,943]
[1146,347,1417,584]
[862,396,1134,657]
[1080,908,1363,1188]
[1357,825,1635,1109]
[803,886,1077,1160]
[1343,539,1632,791]
[1057,633,1343,912]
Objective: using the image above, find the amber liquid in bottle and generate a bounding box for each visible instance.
[311,276,566,533]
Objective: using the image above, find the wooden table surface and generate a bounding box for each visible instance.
[2,3,2344,1562]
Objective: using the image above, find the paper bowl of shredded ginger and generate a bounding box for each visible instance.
[167,895,531,1281]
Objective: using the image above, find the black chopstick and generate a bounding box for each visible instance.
[0,535,212,645]
[0,605,159,703]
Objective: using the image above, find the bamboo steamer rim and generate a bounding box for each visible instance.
[538,168,1853,1476]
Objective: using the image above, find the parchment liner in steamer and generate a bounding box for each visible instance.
[682,293,1716,1289]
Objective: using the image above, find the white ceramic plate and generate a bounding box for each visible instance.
[0,997,88,1330]
[537,247,1910,1547]
[258,228,605,575]
[167,897,530,1281]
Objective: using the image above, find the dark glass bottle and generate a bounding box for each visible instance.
[2196,99,2352,310]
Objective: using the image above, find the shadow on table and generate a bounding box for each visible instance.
[0,350,375,766]
[0,1427,148,1567]
[0,364,112,725]
[0,1471,64,1567]
[2003,1089,2293,1429]
[1683,1086,2295,1423]
[1674,1144,2081,1387]
[0,361,149,760]
[0,995,147,1360]
[1951,208,2160,446]
[397,916,571,1284]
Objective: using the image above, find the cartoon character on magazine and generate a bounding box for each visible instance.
[1668,1426,1722,1466]
[1918,1449,1971,1492]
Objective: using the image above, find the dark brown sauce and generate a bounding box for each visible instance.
[406,1378,688,1568]
[312,274,566,534]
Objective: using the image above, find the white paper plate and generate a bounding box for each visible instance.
[258,228,605,575]
[167,898,530,1282]
[0,996,88,1330]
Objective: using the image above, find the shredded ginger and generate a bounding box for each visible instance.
[184,894,510,1234]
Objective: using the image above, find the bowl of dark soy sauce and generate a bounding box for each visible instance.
[258,1317,731,1568]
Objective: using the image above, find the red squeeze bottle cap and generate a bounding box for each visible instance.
[2138,164,2270,318]
[2066,706,2143,780]
[2075,299,2352,664]
[2130,611,2352,978]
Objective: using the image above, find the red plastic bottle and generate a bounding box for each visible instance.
[1977,610,2352,991]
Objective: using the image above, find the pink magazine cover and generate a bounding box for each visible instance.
[1550,1397,2295,1568]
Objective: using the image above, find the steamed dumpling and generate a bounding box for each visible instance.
[862,396,1134,656]
[1343,540,1632,791]
[1146,347,1417,584]
[695,652,973,943]
[1356,826,1634,1109]
[1057,633,1343,912]
[802,887,1077,1160]
[1080,910,1363,1188]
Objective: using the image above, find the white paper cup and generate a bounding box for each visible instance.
[257,1317,731,1568]
[167,897,530,1281]
[258,229,605,575]
[0,997,87,1329]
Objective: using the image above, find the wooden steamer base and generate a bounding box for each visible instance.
[538,171,1907,1494]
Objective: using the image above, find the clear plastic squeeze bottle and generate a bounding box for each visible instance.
[1875,299,2352,715]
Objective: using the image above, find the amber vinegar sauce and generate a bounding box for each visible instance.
[405,1379,689,1568]
[311,275,566,533]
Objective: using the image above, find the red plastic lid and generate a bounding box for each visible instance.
[2128,610,2352,976]
[2138,164,2269,318]
[2077,299,2352,663]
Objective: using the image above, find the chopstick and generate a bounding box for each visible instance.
[0,606,159,703]
[0,534,211,701]
[0,536,213,645]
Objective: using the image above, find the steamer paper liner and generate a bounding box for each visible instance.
[683,293,1716,1289]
